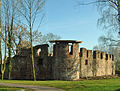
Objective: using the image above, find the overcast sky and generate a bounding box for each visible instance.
[39,0,105,50]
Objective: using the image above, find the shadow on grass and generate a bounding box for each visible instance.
[116,89,120,91]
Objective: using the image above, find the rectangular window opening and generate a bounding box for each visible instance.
[101,53,103,59]
[85,60,88,65]
[106,54,108,60]
[87,51,89,57]
[69,44,73,55]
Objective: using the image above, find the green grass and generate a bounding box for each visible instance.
[0,79,120,91]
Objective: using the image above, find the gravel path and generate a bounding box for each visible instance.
[0,83,65,91]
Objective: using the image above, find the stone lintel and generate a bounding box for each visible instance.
[49,40,82,43]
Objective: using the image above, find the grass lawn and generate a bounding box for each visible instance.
[0,78,120,91]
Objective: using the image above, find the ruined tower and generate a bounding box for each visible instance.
[50,40,82,80]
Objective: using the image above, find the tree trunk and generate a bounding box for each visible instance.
[29,5,36,81]
[1,71,4,80]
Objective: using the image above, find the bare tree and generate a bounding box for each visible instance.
[77,0,120,32]
[0,0,45,80]
[12,24,29,54]
[0,0,8,80]
[11,25,60,55]
[15,0,45,80]
[5,0,14,80]
[0,0,20,80]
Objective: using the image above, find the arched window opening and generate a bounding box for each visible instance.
[37,48,41,56]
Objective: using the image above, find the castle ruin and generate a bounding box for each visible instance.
[5,40,115,80]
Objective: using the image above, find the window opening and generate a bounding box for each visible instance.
[85,60,88,65]
[69,43,73,55]
[87,51,89,57]
[37,48,41,56]
[101,53,103,59]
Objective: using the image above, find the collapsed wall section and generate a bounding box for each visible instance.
[31,44,52,80]
[5,44,53,80]
[79,48,115,78]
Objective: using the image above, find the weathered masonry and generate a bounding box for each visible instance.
[5,40,115,80]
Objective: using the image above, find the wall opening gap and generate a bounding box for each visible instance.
[85,60,88,65]
[87,51,89,58]
[69,43,73,55]
[101,53,103,59]
[37,48,41,56]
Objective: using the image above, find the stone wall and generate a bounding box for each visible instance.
[79,48,115,78]
[4,40,116,80]
[5,44,53,80]
[53,42,80,80]
[52,40,115,80]
[80,48,93,77]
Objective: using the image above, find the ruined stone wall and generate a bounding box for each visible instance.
[80,48,93,77]
[79,48,115,78]
[5,55,28,80]
[5,44,53,80]
[93,51,115,76]
[93,51,106,76]
[53,42,69,80]
[53,43,115,80]
[53,42,80,80]
[5,42,115,80]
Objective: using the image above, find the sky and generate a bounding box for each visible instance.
[39,0,105,50]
